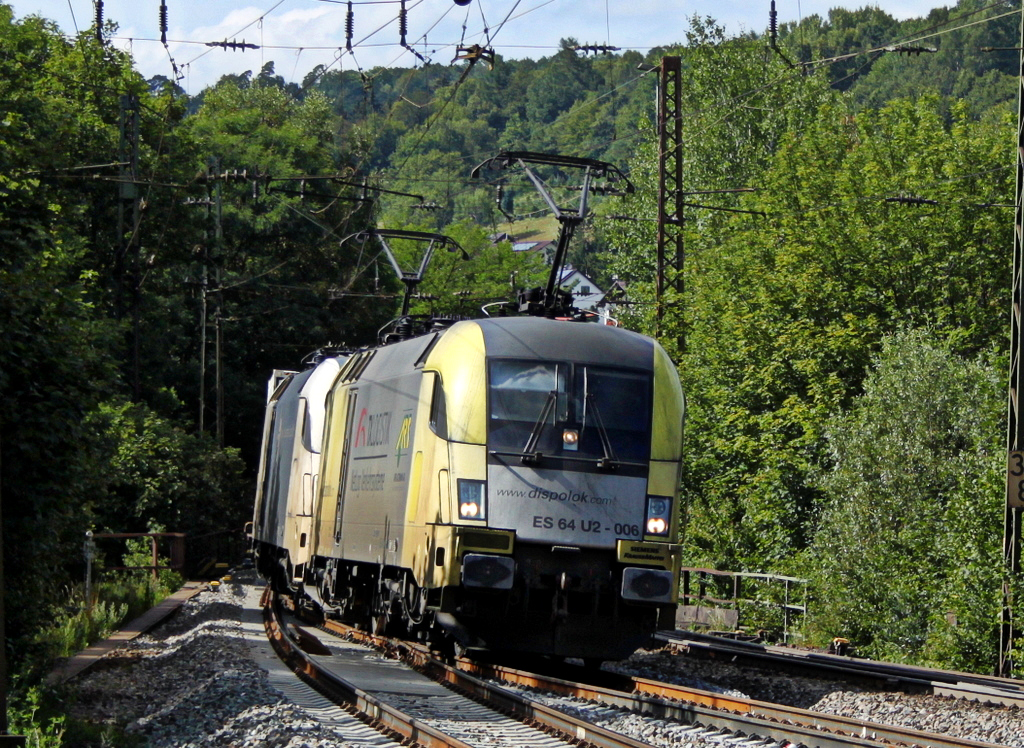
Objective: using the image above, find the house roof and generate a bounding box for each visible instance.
[511,240,555,253]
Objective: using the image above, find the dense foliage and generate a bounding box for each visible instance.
[3,1,1024,718]
[809,329,1004,668]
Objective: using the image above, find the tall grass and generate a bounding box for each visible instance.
[9,539,184,746]
[35,539,184,663]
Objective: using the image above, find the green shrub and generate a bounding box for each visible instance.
[7,685,65,748]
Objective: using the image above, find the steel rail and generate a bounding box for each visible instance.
[263,588,478,748]
[312,614,1000,748]
[660,631,1024,707]
[317,617,658,748]
[457,660,1008,748]
[277,593,655,748]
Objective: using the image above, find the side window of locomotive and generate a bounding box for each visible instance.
[575,366,652,462]
[429,375,448,440]
[488,360,567,452]
[299,399,315,454]
[259,406,279,527]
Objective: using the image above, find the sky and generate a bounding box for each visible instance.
[6,0,955,93]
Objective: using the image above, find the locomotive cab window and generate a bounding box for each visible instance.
[488,360,651,463]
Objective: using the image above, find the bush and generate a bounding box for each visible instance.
[7,685,65,748]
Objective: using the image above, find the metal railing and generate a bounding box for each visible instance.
[679,567,809,643]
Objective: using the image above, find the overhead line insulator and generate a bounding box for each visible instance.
[884,45,937,56]
[206,39,260,51]
[346,1,354,51]
[768,0,796,68]
[572,44,620,55]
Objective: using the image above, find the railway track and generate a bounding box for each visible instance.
[265,589,1011,748]
[659,630,1024,708]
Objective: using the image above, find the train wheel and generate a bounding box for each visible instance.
[436,634,466,662]
[371,611,387,635]
[371,586,402,637]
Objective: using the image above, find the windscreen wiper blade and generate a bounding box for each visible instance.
[586,392,618,470]
[521,391,556,464]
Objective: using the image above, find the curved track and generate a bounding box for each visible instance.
[265,590,1011,748]
[659,630,1024,708]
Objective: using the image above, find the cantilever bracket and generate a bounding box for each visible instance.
[342,228,467,316]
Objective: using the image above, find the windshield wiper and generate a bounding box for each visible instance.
[586,392,618,470]
[521,391,556,464]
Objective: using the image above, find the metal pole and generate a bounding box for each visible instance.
[215,288,224,447]
[1000,6,1024,678]
[84,530,95,615]
[657,56,684,344]
[0,439,24,746]
[214,167,225,447]
[198,264,207,434]
[0,438,7,734]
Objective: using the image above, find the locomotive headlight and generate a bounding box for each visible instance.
[458,479,487,520]
[562,429,579,451]
[645,496,672,537]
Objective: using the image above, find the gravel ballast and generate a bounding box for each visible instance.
[67,571,397,747]
[66,573,1024,747]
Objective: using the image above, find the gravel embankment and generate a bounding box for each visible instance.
[67,571,392,747]
[609,651,1024,747]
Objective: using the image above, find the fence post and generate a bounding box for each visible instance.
[150,536,159,583]
[784,579,791,643]
[84,530,96,615]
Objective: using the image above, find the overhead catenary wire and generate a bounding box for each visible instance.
[31,3,1018,339]
[48,1,1024,278]
[52,1,1024,251]
[794,3,1020,69]
[643,0,1021,205]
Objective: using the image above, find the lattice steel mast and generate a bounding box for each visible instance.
[657,56,683,342]
[1001,5,1024,680]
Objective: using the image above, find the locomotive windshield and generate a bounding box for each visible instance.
[488,360,651,463]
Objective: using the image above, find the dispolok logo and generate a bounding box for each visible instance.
[493,485,618,506]
[394,414,412,465]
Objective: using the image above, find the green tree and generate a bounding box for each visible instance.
[677,94,1011,576]
[525,39,601,130]
[171,80,384,459]
[805,329,1003,670]
[0,8,137,646]
[85,398,248,535]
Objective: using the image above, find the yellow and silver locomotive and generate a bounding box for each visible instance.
[252,154,685,662]
[253,316,684,661]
